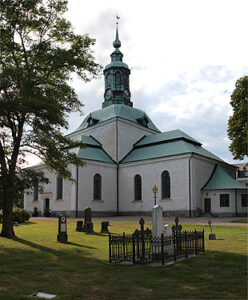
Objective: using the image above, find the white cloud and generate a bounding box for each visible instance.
[61,0,248,165]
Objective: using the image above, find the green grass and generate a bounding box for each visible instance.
[229,219,248,223]
[0,220,247,300]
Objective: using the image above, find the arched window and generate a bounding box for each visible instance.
[93,174,101,200]
[161,171,170,199]
[33,185,38,201]
[134,174,142,201]
[115,71,122,89]
[56,177,63,199]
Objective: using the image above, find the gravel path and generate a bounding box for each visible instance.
[30,216,247,226]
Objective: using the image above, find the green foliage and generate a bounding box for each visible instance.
[12,207,30,223]
[228,76,248,160]
[32,206,39,217]
[0,0,101,237]
[43,207,51,217]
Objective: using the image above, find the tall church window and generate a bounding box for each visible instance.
[33,185,38,201]
[115,71,122,89]
[56,177,63,199]
[134,174,142,201]
[161,170,170,199]
[93,174,101,200]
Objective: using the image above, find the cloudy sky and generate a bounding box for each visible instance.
[61,0,248,165]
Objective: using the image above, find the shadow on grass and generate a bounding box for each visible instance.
[13,237,96,256]
[66,241,97,249]
[14,237,65,256]
[19,221,37,226]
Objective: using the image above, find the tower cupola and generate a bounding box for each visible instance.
[102,18,133,108]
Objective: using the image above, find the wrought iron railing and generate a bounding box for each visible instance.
[109,218,204,265]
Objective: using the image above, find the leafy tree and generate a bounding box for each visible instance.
[0,0,101,238]
[228,76,248,160]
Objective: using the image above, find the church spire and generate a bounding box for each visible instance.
[102,17,133,108]
[113,18,121,49]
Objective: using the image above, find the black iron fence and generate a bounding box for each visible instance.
[109,218,204,265]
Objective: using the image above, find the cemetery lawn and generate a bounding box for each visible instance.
[0,220,247,300]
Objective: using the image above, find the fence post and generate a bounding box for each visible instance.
[109,233,112,263]
[123,232,126,261]
[173,232,177,262]
[132,235,135,264]
[202,229,205,253]
[161,233,164,265]
[141,234,145,263]
[185,231,188,258]
[194,230,198,255]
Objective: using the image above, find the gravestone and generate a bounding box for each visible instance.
[152,205,163,237]
[133,218,151,236]
[101,221,109,233]
[76,220,84,232]
[163,224,174,256]
[85,222,94,234]
[57,215,68,243]
[82,207,94,233]
[84,207,92,223]
[208,219,216,240]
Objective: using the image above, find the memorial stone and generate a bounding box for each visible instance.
[76,221,84,232]
[57,215,68,243]
[163,224,174,256]
[86,222,94,234]
[152,205,163,237]
[83,207,92,231]
[101,221,109,233]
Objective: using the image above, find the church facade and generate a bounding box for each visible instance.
[24,26,247,217]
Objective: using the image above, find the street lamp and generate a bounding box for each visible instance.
[152,185,158,205]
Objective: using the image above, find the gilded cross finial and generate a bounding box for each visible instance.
[113,16,121,49]
[116,15,120,25]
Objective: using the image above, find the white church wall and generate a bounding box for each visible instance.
[202,189,248,216]
[117,119,157,161]
[24,164,75,215]
[68,118,158,162]
[77,161,117,215]
[69,119,117,160]
[237,190,248,215]
[119,155,190,216]
[191,156,216,213]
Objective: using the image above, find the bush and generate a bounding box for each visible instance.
[44,207,51,217]
[13,208,30,223]
[32,207,39,217]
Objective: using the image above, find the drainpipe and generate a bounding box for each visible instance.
[188,155,193,217]
[235,189,237,216]
[116,118,119,216]
[76,165,79,218]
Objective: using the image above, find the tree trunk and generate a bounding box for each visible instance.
[1,189,15,238]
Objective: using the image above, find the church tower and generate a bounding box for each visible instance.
[102,21,133,108]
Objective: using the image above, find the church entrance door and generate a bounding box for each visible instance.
[45,198,50,210]
[204,198,211,213]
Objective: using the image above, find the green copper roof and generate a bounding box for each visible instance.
[73,104,160,133]
[104,60,129,71]
[202,164,247,190]
[135,130,201,147]
[121,130,223,163]
[80,135,101,146]
[70,135,114,164]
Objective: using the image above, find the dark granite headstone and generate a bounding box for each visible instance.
[57,215,68,243]
[101,221,109,233]
[76,221,84,232]
[85,222,94,234]
[84,207,92,224]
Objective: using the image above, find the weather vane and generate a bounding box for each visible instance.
[116,15,120,25]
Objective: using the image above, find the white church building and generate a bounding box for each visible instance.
[24,26,247,217]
